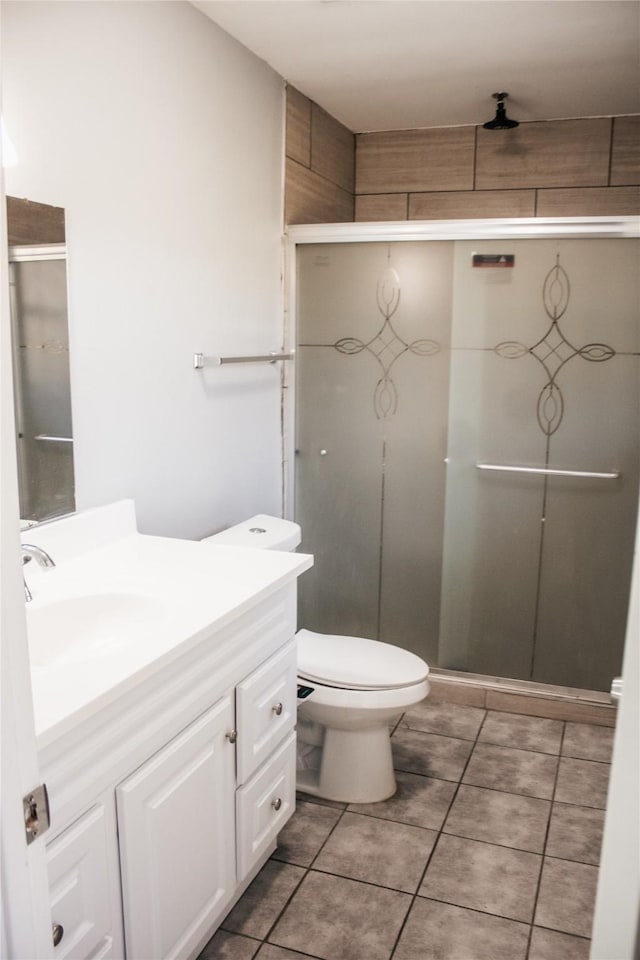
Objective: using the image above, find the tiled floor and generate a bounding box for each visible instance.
[198,702,614,960]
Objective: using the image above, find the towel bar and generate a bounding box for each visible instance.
[476,463,620,480]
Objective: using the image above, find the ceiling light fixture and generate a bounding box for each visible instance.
[483,92,519,130]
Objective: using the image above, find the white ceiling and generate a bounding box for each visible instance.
[193,0,640,132]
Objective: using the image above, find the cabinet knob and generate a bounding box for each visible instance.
[272,702,283,716]
[225,730,238,744]
[271,797,282,811]
[52,923,64,948]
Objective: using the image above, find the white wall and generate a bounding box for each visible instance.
[2,1,285,538]
[591,505,640,959]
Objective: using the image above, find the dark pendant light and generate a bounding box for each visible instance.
[483,92,519,130]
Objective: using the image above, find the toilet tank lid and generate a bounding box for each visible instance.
[202,514,301,551]
[297,629,429,690]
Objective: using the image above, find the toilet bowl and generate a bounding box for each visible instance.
[203,515,430,803]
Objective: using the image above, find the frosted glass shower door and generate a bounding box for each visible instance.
[439,239,639,691]
[295,242,453,661]
[295,235,639,693]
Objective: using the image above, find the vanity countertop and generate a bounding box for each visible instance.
[22,502,312,747]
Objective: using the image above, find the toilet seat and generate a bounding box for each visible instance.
[297,674,430,713]
[297,628,429,691]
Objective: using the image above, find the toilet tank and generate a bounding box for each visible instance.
[202,514,301,551]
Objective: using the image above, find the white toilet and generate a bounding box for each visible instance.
[204,515,430,803]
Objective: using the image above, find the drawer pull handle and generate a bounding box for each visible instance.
[52,923,64,947]
[272,702,283,716]
[271,797,282,811]
[225,730,238,744]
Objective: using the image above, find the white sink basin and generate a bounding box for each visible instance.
[27,593,169,668]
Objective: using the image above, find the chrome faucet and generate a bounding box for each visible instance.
[22,544,56,602]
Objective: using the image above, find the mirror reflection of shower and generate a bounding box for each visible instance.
[7,197,75,521]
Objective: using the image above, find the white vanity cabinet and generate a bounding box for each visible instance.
[39,582,304,960]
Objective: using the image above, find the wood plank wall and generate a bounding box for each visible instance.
[284,85,639,224]
[356,116,640,221]
[6,196,66,244]
[285,86,355,224]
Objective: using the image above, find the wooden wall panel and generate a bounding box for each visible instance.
[476,119,612,190]
[285,86,355,225]
[610,116,640,186]
[286,98,638,225]
[286,86,311,167]
[408,189,535,221]
[355,193,408,221]
[311,104,355,192]
[285,158,353,224]
[536,186,640,217]
[7,196,65,245]
[356,127,475,194]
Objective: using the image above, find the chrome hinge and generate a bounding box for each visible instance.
[23,783,50,844]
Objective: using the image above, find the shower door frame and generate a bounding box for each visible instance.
[284,216,640,701]
[284,216,639,516]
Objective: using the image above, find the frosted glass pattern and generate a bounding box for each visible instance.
[441,239,639,690]
[295,238,639,692]
[296,242,452,655]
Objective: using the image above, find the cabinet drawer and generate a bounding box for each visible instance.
[236,638,297,783]
[47,804,116,960]
[236,732,296,879]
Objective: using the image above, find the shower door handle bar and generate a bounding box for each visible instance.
[476,463,620,480]
[34,435,74,443]
[193,351,294,369]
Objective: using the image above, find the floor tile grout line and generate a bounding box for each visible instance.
[532,921,591,941]
[558,754,614,767]
[408,892,536,928]
[387,705,491,959]
[398,719,573,759]
[402,893,594,941]
[260,936,326,960]
[524,719,567,959]
[387,766,575,803]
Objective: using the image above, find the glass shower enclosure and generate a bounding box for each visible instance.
[288,222,639,694]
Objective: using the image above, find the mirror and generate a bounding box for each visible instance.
[7,197,75,521]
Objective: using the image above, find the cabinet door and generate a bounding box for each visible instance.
[47,802,122,960]
[116,697,235,960]
[236,731,296,880]
[236,639,297,783]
